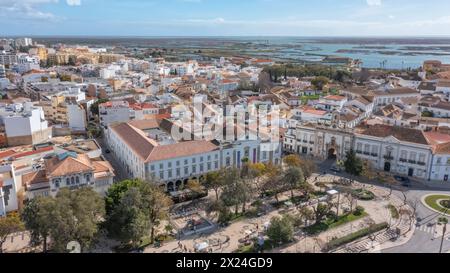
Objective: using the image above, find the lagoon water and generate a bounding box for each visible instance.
[233,37,450,69]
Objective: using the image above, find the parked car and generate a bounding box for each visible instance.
[394,176,411,186]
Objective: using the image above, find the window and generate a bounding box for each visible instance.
[66,178,70,185]
[71,177,75,185]
[364,144,370,154]
[226,157,231,166]
[184,159,188,165]
[418,154,426,163]
[200,164,204,172]
[437,157,442,164]
[176,168,180,177]
[207,162,211,171]
[200,157,204,162]
[184,167,189,175]
[168,170,172,179]
[207,155,211,161]
[356,143,362,152]
[215,154,219,159]
[401,151,407,160]
[159,172,164,179]
[176,161,180,167]
[168,162,172,168]
[150,165,155,171]
[159,163,164,170]
[76,176,80,184]
[192,165,197,173]
[215,161,219,169]
[192,158,196,163]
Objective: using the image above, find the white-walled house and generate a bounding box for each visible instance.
[0,164,20,217]
[22,152,115,199]
[1,102,52,147]
[66,103,87,131]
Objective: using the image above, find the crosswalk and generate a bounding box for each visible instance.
[416,224,437,236]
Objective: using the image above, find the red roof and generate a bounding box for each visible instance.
[12,147,53,159]
[324,95,346,101]
[0,150,16,159]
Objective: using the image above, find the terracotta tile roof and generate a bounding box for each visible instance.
[110,122,158,161]
[372,88,418,96]
[22,170,49,186]
[45,154,94,178]
[324,95,346,101]
[147,141,219,162]
[128,119,160,130]
[92,160,114,174]
[0,150,16,159]
[357,124,428,145]
[434,142,450,154]
[111,120,218,163]
[424,132,450,145]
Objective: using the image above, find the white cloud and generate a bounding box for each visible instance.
[0,0,80,21]
[366,0,382,6]
[66,0,81,6]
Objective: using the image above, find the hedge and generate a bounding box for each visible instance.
[324,222,389,251]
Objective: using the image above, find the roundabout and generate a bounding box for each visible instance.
[422,194,450,216]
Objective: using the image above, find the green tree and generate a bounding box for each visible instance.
[105,179,142,215]
[221,168,246,215]
[266,215,294,245]
[311,76,330,91]
[110,187,150,247]
[283,167,305,199]
[312,202,333,225]
[0,213,25,253]
[204,170,225,201]
[51,188,105,252]
[106,180,172,246]
[262,164,284,202]
[90,98,110,117]
[344,150,363,176]
[140,182,173,244]
[21,197,55,252]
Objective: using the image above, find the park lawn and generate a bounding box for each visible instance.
[301,95,320,104]
[305,211,368,235]
[388,204,399,219]
[424,195,450,214]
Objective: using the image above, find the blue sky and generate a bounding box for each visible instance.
[2,0,450,36]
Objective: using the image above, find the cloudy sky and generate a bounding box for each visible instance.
[2,0,450,36]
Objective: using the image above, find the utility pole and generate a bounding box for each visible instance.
[438,216,448,254]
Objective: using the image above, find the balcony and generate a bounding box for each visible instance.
[356,150,363,154]
[384,155,394,161]
[399,158,407,163]
[417,162,426,166]
[408,160,417,164]
[371,153,378,157]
